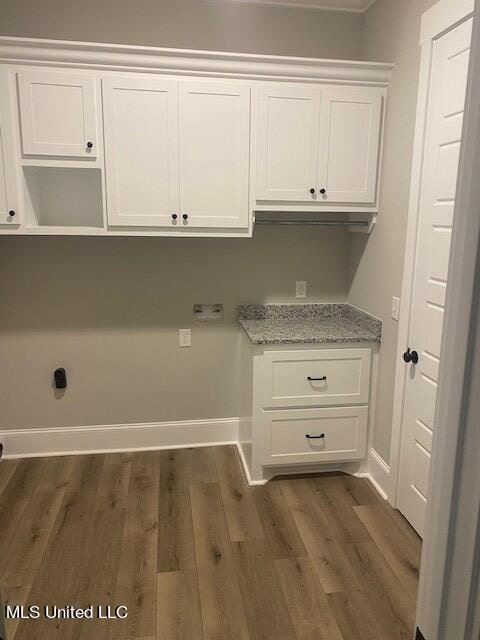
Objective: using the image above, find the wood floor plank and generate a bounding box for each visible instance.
[214,445,264,542]
[187,447,217,485]
[280,478,360,594]
[13,454,107,640]
[0,458,47,560]
[327,591,384,640]
[353,504,421,598]
[66,453,132,640]
[232,540,296,640]
[190,482,250,640]
[109,451,160,640]
[156,570,203,640]
[2,456,75,588]
[308,475,372,544]
[157,449,196,572]
[345,541,416,640]
[275,557,344,640]
[252,481,307,559]
[0,458,20,495]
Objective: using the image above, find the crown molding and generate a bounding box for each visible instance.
[203,0,378,13]
[0,37,393,85]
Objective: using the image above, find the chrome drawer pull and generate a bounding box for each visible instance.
[307,376,327,382]
[306,434,325,439]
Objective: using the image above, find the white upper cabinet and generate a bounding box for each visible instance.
[178,81,250,228]
[255,84,320,202]
[255,83,384,207]
[103,76,179,227]
[18,70,97,157]
[317,86,383,203]
[0,70,19,225]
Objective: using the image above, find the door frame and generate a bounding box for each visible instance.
[388,0,475,510]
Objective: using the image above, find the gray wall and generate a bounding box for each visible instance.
[350,0,438,462]
[0,229,350,428]
[1,0,363,59]
[0,2,363,431]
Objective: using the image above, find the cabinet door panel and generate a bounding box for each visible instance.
[103,76,179,227]
[255,84,320,201]
[178,81,250,228]
[18,70,97,157]
[317,86,383,203]
[0,71,19,225]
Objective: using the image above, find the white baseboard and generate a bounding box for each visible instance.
[1,417,239,458]
[366,447,390,500]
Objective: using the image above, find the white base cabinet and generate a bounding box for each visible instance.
[238,338,377,484]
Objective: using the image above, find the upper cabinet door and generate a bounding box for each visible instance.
[317,86,383,204]
[18,70,97,158]
[103,76,179,227]
[255,84,320,202]
[178,81,250,229]
[0,71,20,225]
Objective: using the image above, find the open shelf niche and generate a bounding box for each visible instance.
[23,166,104,229]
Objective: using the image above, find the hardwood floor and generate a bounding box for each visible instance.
[0,446,421,640]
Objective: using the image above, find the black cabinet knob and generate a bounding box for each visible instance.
[86,141,93,149]
[8,210,15,217]
[182,214,188,220]
[310,188,315,194]
[403,348,419,364]
[171,213,178,220]
[319,188,326,195]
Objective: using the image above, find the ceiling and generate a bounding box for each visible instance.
[221,0,377,12]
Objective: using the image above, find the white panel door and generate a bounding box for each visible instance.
[255,84,320,202]
[18,70,97,157]
[103,76,179,227]
[317,86,382,203]
[178,81,250,228]
[0,70,19,225]
[398,18,472,537]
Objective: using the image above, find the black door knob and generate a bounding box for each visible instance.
[310,188,315,194]
[182,214,188,220]
[86,141,93,149]
[403,348,419,364]
[319,188,326,195]
[171,213,178,220]
[8,210,15,217]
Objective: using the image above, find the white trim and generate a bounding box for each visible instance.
[0,417,239,458]
[0,37,393,86]
[389,0,474,509]
[367,447,390,500]
[236,442,268,485]
[203,0,373,14]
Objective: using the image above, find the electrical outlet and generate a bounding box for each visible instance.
[296,281,307,299]
[392,296,400,321]
[179,329,191,347]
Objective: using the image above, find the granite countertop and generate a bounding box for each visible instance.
[238,304,382,345]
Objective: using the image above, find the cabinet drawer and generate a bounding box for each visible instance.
[262,348,371,408]
[262,406,368,466]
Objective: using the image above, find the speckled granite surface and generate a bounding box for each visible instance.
[238,304,382,345]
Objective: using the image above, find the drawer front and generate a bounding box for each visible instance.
[262,348,371,409]
[262,406,368,466]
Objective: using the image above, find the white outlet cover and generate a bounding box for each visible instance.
[179,328,191,347]
[296,281,307,299]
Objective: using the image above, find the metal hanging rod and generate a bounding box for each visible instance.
[254,220,369,227]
